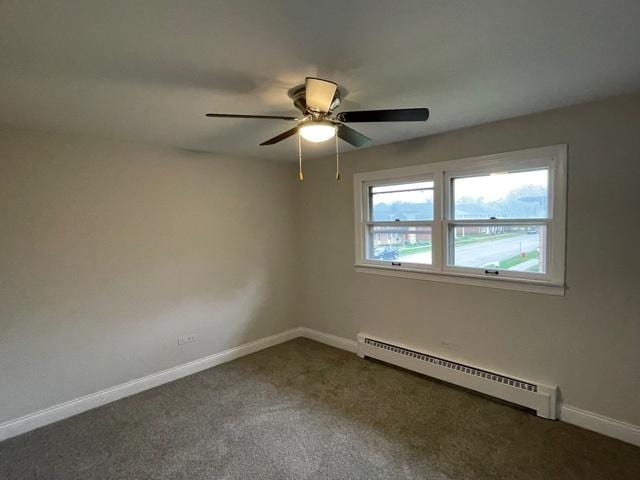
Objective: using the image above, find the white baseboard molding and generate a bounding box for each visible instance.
[560,404,640,447]
[2,326,638,448]
[311,329,640,447]
[0,328,300,442]
[297,327,358,353]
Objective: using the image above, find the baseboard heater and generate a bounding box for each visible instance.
[357,334,558,419]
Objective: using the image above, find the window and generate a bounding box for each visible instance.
[354,145,567,295]
[366,181,434,266]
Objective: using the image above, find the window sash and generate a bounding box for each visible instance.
[443,159,557,222]
[448,167,550,220]
[442,158,556,281]
[363,179,436,220]
[364,177,435,221]
[366,221,433,227]
[364,221,434,270]
[443,220,551,281]
[362,176,436,270]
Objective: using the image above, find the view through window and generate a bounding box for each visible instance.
[367,181,433,265]
[354,145,566,291]
[449,169,549,274]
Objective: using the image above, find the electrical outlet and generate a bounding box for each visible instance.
[178,334,197,346]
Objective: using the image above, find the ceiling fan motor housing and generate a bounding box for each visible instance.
[288,83,342,116]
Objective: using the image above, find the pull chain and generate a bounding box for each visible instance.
[298,131,304,182]
[335,130,340,181]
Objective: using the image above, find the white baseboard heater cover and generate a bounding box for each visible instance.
[357,333,558,419]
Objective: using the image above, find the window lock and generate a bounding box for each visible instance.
[484,269,499,275]
[392,262,402,267]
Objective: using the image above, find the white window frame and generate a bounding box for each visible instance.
[353,145,567,295]
[361,175,436,271]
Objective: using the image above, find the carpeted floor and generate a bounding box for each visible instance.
[1,338,638,479]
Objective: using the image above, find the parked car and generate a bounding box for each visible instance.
[372,245,399,260]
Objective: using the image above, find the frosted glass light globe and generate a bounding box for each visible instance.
[299,122,336,142]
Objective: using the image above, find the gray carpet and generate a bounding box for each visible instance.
[1,338,638,479]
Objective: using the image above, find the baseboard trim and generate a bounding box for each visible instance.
[560,404,640,447]
[2,327,638,448]
[0,328,300,442]
[297,327,358,353]
[319,328,640,446]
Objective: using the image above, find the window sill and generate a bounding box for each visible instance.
[354,264,565,296]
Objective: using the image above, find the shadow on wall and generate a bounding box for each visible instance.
[0,129,296,423]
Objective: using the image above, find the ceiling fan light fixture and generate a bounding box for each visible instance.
[299,121,336,143]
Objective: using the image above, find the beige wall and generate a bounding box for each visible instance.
[296,93,640,425]
[2,93,638,429]
[0,129,298,423]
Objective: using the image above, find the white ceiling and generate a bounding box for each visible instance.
[1,0,639,160]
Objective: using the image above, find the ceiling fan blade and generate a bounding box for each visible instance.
[206,113,298,121]
[337,108,429,123]
[337,124,371,147]
[305,77,338,113]
[260,127,299,146]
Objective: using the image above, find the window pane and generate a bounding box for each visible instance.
[450,225,546,273]
[370,181,434,221]
[452,169,548,219]
[368,226,432,265]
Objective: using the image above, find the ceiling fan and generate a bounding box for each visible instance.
[206,77,429,147]
[205,77,429,179]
